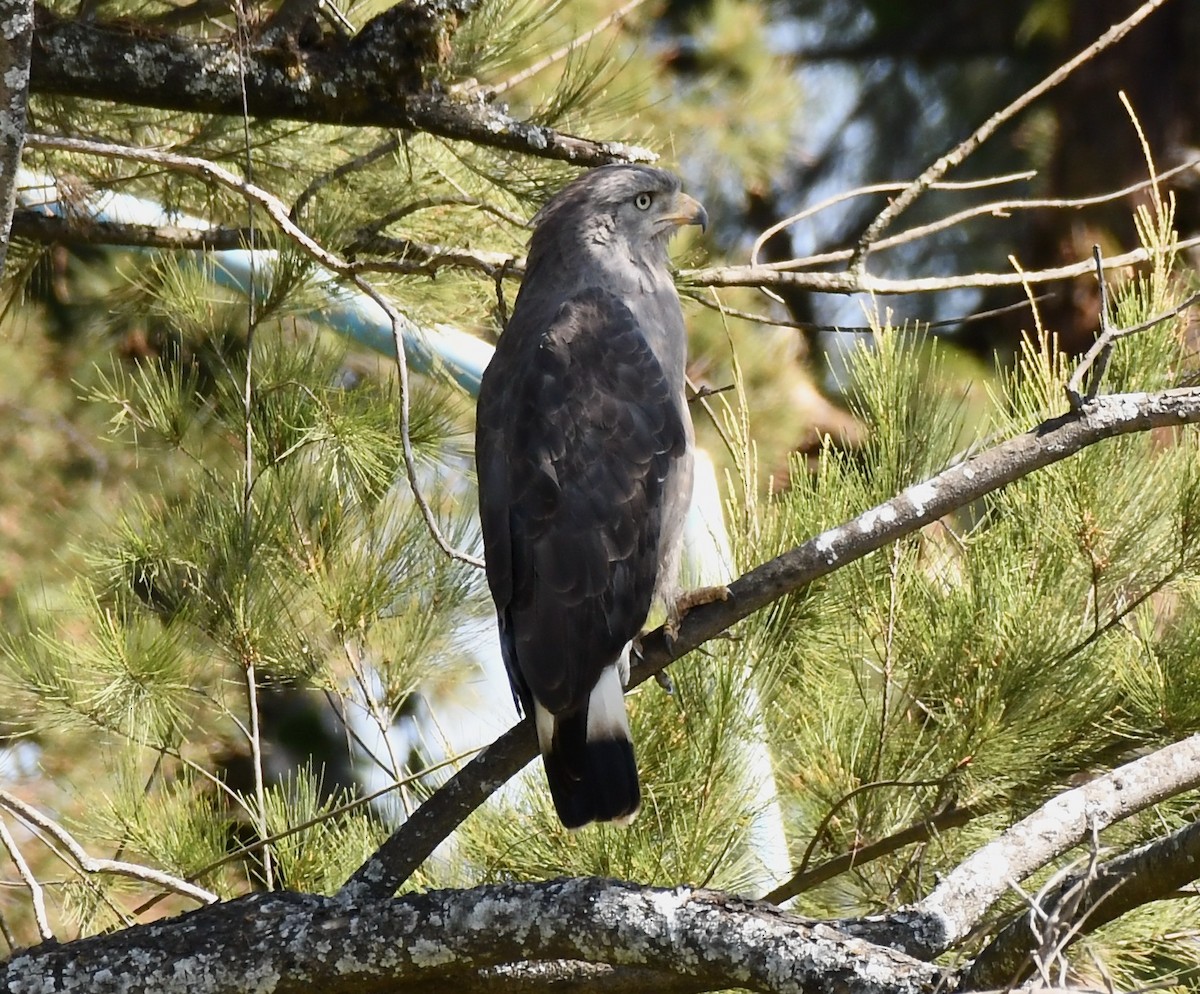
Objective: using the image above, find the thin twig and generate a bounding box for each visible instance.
[873,543,902,783]
[0,789,217,905]
[763,803,983,905]
[1066,268,1200,410]
[846,733,1200,959]
[785,774,956,900]
[242,660,275,889]
[342,639,410,813]
[129,743,482,921]
[968,814,1200,987]
[291,135,402,221]
[683,231,1200,295]
[1065,246,1115,409]
[233,1,275,892]
[0,818,53,942]
[361,194,526,234]
[848,0,1171,274]
[752,157,1200,274]
[750,171,1037,266]
[0,906,16,953]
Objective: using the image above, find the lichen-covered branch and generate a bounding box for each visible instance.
[0,0,33,279]
[0,879,944,994]
[28,2,653,167]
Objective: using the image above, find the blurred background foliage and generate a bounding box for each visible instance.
[4,0,1200,988]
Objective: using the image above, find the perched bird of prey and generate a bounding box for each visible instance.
[476,165,707,828]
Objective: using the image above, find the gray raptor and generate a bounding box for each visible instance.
[476,164,707,828]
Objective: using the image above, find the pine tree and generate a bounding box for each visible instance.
[2,1,1200,992]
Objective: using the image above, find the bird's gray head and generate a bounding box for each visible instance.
[529,165,708,270]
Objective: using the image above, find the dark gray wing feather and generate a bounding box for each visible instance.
[476,286,687,716]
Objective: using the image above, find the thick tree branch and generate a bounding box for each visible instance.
[0,0,33,280]
[344,386,1200,901]
[0,879,943,994]
[966,814,1200,987]
[28,3,653,167]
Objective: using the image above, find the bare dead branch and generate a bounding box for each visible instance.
[754,157,1200,275]
[843,734,1200,959]
[0,788,218,905]
[0,880,942,994]
[967,815,1200,988]
[343,385,1200,901]
[682,233,1200,296]
[749,171,1037,267]
[0,818,52,942]
[848,0,1172,273]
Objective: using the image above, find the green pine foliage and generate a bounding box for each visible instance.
[6,0,1200,986]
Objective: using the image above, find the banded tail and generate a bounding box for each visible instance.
[534,664,640,829]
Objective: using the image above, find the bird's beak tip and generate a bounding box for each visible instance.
[678,192,708,232]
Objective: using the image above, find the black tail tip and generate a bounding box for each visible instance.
[543,736,640,830]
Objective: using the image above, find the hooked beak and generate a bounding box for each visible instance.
[662,191,709,232]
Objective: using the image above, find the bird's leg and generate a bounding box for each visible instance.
[630,635,674,694]
[664,584,731,641]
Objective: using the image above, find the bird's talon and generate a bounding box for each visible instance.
[668,585,731,635]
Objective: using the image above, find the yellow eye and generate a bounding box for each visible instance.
[634,192,653,211]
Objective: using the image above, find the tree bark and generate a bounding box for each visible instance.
[0,879,943,994]
[27,3,651,167]
[0,0,33,280]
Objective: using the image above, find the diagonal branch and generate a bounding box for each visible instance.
[342,385,1200,902]
[966,814,1200,987]
[847,0,1172,273]
[762,802,985,907]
